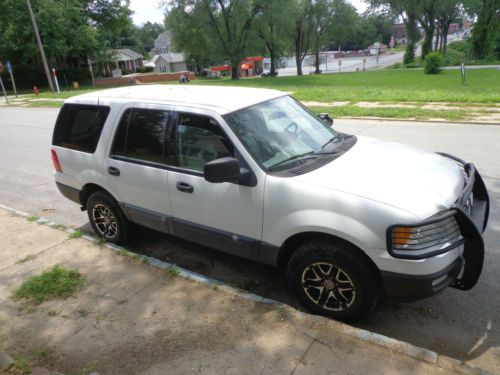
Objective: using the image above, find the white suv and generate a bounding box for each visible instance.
[52,85,489,321]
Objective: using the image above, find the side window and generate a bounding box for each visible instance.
[176,114,233,171]
[110,108,172,165]
[52,104,110,153]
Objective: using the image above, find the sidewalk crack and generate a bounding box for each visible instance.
[0,239,69,272]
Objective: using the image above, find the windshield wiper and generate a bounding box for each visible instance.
[268,151,317,170]
[268,150,339,171]
[321,134,346,149]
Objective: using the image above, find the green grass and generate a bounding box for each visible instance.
[310,105,471,121]
[164,266,180,279]
[13,265,83,305]
[68,229,83,239]
[26,100,64,108]
[12,355,31,373]
[27,215,39,222]
[194,69,500,103]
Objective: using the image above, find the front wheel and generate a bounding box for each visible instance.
[87,191,129,245]
[287,240,380,322]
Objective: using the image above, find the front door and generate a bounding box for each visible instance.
[167,109,265,259]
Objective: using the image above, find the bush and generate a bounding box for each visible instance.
[424,52,442,74]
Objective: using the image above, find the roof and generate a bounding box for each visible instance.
[152,53,185,64]
[65,85,287,115]
[109,48,144,62]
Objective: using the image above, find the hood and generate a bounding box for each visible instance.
[296,136,464,220]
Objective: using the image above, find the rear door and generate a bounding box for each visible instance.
[105,104,174,233]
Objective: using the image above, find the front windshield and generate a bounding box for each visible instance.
[224,96,338,170]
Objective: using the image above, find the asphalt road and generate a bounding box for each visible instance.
[1,107,499,372]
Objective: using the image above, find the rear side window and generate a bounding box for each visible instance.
[111,108,172,165]
[53,104,110,153]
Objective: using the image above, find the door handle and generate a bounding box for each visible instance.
[108,166,120,176]
[176,181,193,193]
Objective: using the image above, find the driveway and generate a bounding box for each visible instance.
[0,107,499,373]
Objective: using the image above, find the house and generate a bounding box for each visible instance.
[102,48,144,76]
[152,31,174,55]
[392,23,407,45]
[153,53,187,73]
[368,42,387,56]
[149,30,189,73]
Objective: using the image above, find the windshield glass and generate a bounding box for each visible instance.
[224,96,338,170]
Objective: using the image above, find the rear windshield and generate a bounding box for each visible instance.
[52,104,110,153]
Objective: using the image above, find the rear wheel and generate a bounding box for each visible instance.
[287,240,380,322]
[87,191,129,245]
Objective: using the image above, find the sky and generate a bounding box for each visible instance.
[130,0,368,26]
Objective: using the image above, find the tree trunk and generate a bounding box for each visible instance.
[270,48,276,76]
[403,14,418,64]
[231,64,239,80]
[421,25,435,61]
[295,43,303,76]
[434,29,440,51]
[314,45,321,74]
[442,31,448,56]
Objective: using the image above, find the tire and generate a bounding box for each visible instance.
[87,191,129,245]
[287,240,380,322]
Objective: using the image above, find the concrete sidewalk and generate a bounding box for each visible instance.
[0,208,487,374]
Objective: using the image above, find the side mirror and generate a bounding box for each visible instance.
[204,157,255,186]
[318,113,334,125]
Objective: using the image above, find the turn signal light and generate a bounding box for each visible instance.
[392,227,415,246]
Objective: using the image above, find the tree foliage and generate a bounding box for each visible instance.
[165,0,260,79]
[471,0,500,59]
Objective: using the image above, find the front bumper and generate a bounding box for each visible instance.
[382,153,489,301]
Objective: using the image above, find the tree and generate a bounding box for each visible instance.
[253,0,294,76]
[435,0,462,56]
[292,0,314,75]
[310,0,331,74]
[138,22,166,54]
[368,0,420,64]
[418,0,438,61]
[165,0,260,79]
[0,0,134,71]
[471,0,500,59]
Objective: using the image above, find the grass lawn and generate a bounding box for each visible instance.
[309,105,471,121]
[13,265,83,305]
[12,69,499,121]
[198,69,500,103]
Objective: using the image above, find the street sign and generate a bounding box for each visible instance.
[6,61,12,73]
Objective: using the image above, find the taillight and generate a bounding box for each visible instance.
[51,149,62,172]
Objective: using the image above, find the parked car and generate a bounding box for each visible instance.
[261,70,278,77]
[51,85,489,321]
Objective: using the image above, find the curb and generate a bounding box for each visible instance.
[336,117,500,126]
[0,203,494,375]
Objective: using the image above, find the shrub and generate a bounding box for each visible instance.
[424,52,442,74]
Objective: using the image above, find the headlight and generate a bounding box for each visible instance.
[388,213,464,259]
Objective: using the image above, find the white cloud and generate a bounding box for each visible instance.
[129,0,367,26]
[130,0,165,26]
[349,0,368,13]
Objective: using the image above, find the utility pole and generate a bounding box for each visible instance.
[26,0,55,92]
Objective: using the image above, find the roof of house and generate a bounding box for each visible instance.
[110,48,144,61]
[152,53,185,64]
[65,85,286,115]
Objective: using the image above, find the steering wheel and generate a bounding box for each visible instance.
[285,122,299,134]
